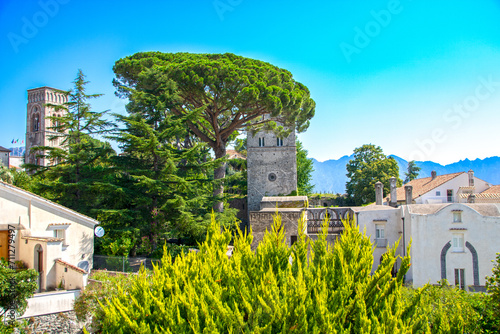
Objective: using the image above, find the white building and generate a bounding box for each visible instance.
[0,146,10,167]
[355,201,500,291]
[0,180,98,291]
[390,170,490,205]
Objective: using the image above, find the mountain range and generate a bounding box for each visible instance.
[8,147,25,156]
[312,155,500,194]
[9,146,500,194]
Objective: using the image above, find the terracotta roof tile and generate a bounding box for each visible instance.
[55,259,87,274]
[226,149,246,160]
[481,185,500,194]
[391,172,464,202]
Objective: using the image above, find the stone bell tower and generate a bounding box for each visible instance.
[246,125,298,212]
[25,87,67,166]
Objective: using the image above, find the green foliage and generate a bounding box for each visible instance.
[486,252,500,331]
[346,144,402,205]
[296,139,314,195]
[97,213,434,333]
[113,52,316,211]
[26,70,117,218]
[0,164,13,184]
[0,261,38,319]
[73,271,134,331]
[404,160,421,184]
[403,283,485,333]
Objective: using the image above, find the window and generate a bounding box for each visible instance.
[258,137,265,147]
[33,113,40,132]
[447,189,453,202]
[453,212,462,223]
[290,235,297,246]
[452,234,464,252]
[436,191,441,196]
[54,229,67,246]
[277,138,283,146]
[375,224,385,239]
[454,268,465,290]
[375,224,387,247]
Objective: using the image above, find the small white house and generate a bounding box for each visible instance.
[0,180,98,291]
[0,146,10,167]
[390,170,490,205]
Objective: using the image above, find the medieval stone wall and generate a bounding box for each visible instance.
[247,130,297,213]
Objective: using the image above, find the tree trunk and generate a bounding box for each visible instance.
[213,143,227,213]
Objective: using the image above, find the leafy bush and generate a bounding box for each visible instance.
[0,261,38,332]
[73,271,134,331]
[486,252,500,331]
[402,281,485,333]
[97,214,437,333]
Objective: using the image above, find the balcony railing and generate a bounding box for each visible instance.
[306,208,351,234]
[374,238,387,248]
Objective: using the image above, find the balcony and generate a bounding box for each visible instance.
[305,208,351,234]
[374,238,387,248]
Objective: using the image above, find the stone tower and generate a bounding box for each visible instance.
[25,87,67,166]
[247,126,297,212]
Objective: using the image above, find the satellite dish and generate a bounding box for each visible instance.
[94,226,105,238]
[77,261,90,272]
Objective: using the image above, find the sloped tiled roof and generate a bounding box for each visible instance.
[0,180,99,227]
[226,149,246,160]
[0,146,11,152]
[392,172,464,201]
[481,185,500,194]
[55,259,88,274]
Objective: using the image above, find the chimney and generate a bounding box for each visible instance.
[468,169,474,186]
[389,177,397,207]
[431,171,437,180]
[375,181,383,205]
[468,193,476,204]
[405,185,413,204]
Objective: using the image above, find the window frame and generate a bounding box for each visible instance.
[452,233,464,252]
[447,189,453,203]
[453,211,462,223]
[454,268,465,290]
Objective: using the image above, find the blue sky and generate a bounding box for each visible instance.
[1,0,500,164]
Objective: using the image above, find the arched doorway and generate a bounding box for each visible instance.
[34,244,43,292]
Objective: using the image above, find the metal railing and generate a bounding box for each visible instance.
[305,208,351,234]
[93,255,161,273]
[374,238,388,248]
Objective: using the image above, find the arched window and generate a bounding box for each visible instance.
[32,107,40,132]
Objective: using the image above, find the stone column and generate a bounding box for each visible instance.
[405,185,413,204]
[389,177,397,207]
[375,181,383,205]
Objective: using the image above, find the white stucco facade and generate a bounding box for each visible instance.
[0,180,98,291]
[356,203,500,290]
[415,173,490,204]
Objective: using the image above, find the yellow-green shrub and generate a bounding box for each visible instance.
[99,214,430,333]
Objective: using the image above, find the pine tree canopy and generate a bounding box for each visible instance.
[113,52,316,211]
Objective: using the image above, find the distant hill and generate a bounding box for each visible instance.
[312,155,500,194]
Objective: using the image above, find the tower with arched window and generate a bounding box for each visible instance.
[246,123,298,212]
[25,87,67,166]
